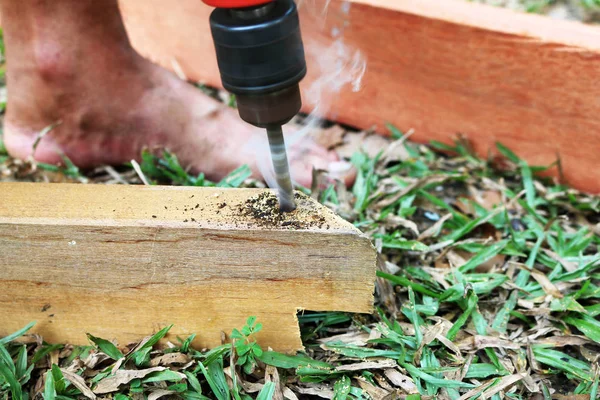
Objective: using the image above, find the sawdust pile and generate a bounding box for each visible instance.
[239,191,328,230]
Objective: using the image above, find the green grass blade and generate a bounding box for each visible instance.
[333,376,351,400]
[43,369,56,400]
[491,291,518,333]
[532,347,591,381]
[458,241,507,273]
[51,364,67,394]
[585,303,600,317]
[563,314,600,344]
[216,165,252,188]
[198,357,230,400]
[445,212,497,242]
[382,238,429,252]
[515,232,545,287]
[520,163,536,210]
[495,143,521,164]
[465,363,505,379]
[143,370,186,383]
[128,325,173,362]
[183,371,203,395]
[0,342,15,373]
[256,381,275,400]
[0,322,35,345]
[322,343,402,359]
[590,370,599,400]
[258,351,331,370]
[401,363,474,389]
[377,271,440,298]
[0,358,22,400]
[15,345,28,380]
[32,344,63,364]
[407,287,423,349]
[86,334,123,360]
[446,291,477,341]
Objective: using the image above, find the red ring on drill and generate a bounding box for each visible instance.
[202,0,273,8]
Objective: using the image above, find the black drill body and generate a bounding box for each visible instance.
[209,0,306,212]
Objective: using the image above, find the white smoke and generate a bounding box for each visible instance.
[251,0,367,189]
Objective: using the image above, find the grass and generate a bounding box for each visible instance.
[472,0,600,16]
[1,11,599,400]
[0,133,7,164]
[2,128,600,399]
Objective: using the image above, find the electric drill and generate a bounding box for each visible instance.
[201,0,307,212]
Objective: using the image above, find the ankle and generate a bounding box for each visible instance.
[31,39,78,85]
[4,44,146,133]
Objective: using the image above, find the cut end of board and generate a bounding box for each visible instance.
[0,183,376,352]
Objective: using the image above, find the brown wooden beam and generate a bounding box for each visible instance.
[117,0,600,193]
[0,183,376,351]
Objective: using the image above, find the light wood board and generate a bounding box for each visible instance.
[0,183,376,351]
[116,0,600,193]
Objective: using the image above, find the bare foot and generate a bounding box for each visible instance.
[1,0,353,188]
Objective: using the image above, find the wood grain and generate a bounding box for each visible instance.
[117,0,600,193]
[0,183,376,351]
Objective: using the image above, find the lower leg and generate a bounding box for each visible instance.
[1,0,165,166]
[1,0,351,186]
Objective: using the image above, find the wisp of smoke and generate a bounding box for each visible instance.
[246,0,367,191]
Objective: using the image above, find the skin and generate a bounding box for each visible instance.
[0,0,353,187]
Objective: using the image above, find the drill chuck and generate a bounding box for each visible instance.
[209,0,306,127]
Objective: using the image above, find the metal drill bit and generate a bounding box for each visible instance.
[266,125,296,212]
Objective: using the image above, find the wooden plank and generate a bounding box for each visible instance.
[117,0,600,193]
[0,183,376,351]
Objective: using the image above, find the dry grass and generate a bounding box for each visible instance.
[1,7,600,398]
[2,124,600,399]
